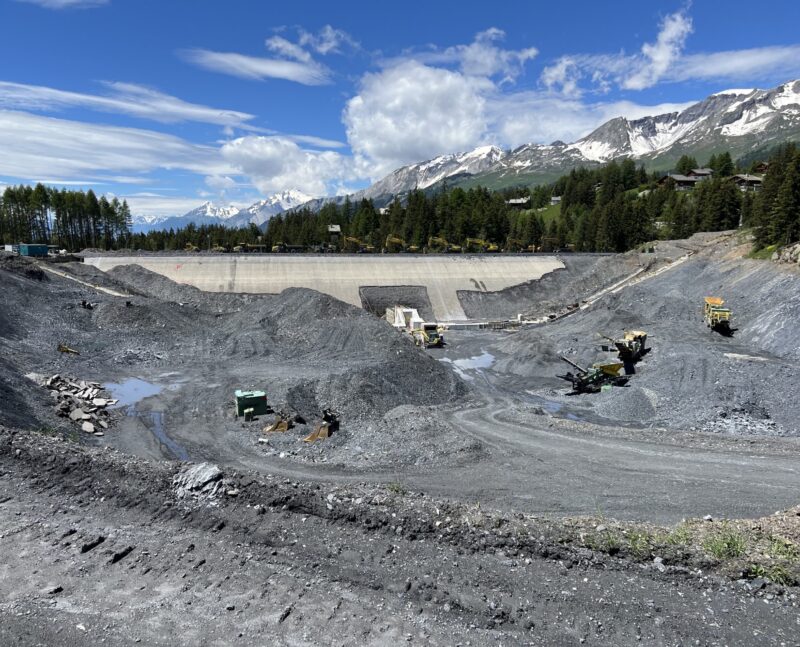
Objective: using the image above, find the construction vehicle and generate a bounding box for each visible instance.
[504,238,527,253]
[704,297,732,334]
[272,242,288,253]
[463,238,500,253]
[343,236,376,253]
[426,236,462,253]
[57,343,79,355]
[303,408,339,443]
[210,244,228,253]
[384,234,406,253]
[599,330,648,362]
[411,323,445,348]
[556,356,630,394]
[184,242,199,252]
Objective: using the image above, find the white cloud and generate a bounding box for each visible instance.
[0,109,231,181]
[673,45,800,83]
[181,49,331,85]
[344,61,492,177]
[298,25,359,55]
[265,35,313,63]
[390,28,537,83]
[0,81,256,128]
[623,11,693,90]
[221,136,352,196]
[17,0,107,8]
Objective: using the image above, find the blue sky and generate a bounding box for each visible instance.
[2,0,800,218]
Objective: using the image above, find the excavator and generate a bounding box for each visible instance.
[426,236,462,253]
[343,236,376,253]
[557,356,630,394]
[411,323,445,348]
[384,234,406,253]
[463,238,500,253]
[184,242,199,252]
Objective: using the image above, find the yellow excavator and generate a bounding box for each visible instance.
[343,236,376,253]
[504,237,526,252]
[463,238,500,253]
[184,242,199,252]
[427,236,462,253]
[384,234,406,253]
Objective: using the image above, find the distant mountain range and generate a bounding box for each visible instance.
[133,79,800,230]
[130,189,312,233]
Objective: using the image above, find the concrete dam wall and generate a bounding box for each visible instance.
[84,255,565,321]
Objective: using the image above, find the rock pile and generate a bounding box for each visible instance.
[43,375,116,436]
[772,242,800,265]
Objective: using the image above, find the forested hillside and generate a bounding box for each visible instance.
[2,145,798,254]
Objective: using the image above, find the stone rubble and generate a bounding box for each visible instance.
[41,374,116,436]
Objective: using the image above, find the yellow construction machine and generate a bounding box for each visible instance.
[184,242,199,252]
[463,238,499,253]
[384,234,406,253]
[426,236,462,253]
[704,297,732,334]
[343,236,376,253]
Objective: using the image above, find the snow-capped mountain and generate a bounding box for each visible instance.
[225,189,312,228]
[130,191,313,232]
[318,78,800,201]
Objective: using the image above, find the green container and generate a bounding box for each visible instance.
[19,243,49,257]
[235,390,268,417]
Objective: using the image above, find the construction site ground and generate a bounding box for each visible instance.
[2,232,800,645]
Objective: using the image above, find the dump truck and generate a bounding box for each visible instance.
[411,323,445,348]
[704,297,732,334]
[600,330,648,362]
[556,356,630,394]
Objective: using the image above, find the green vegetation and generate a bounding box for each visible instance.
[748,244,778,259]
[1,184,131,249]
[703,524,747,560]
[3,143,798,255]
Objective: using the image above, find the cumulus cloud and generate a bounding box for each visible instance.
[344,61,492,177]
[221,136,352,196]
[16,0,107,8]
[0,109,231,180]
[0,81,256,128]
[181,49,331,85]
[390,28,537,83]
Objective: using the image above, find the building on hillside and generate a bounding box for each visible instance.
[752,162,770,174]
[658,174,702,191]
[729,174,763,192]
[550,195,562,206]
[688,168,714,179]
[505,197,530,208]
[327,224,341,245]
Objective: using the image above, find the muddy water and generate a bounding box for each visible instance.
[106,378,189,461]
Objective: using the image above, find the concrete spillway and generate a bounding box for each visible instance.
[84,255,565,320]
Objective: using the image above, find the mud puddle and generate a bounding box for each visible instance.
[106,378,189,461]
[439,350,495,381]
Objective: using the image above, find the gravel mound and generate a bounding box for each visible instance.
[0,252,47,281]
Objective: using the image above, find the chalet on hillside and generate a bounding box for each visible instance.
[752,161,770,174]
[688,168,714,179]
[729,174,763,192]
[658,174,702,191]
[505,197,530,208]
[550,195,562,206]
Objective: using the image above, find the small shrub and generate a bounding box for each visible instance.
[703,525,747,560]
[665,524,692,547]
[627,531,654,559]
[386,482,406,495]
[768,536,799,561]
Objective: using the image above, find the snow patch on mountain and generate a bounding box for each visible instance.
[226,189,313,227]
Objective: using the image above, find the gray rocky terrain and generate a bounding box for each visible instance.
[2,234,800,644]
